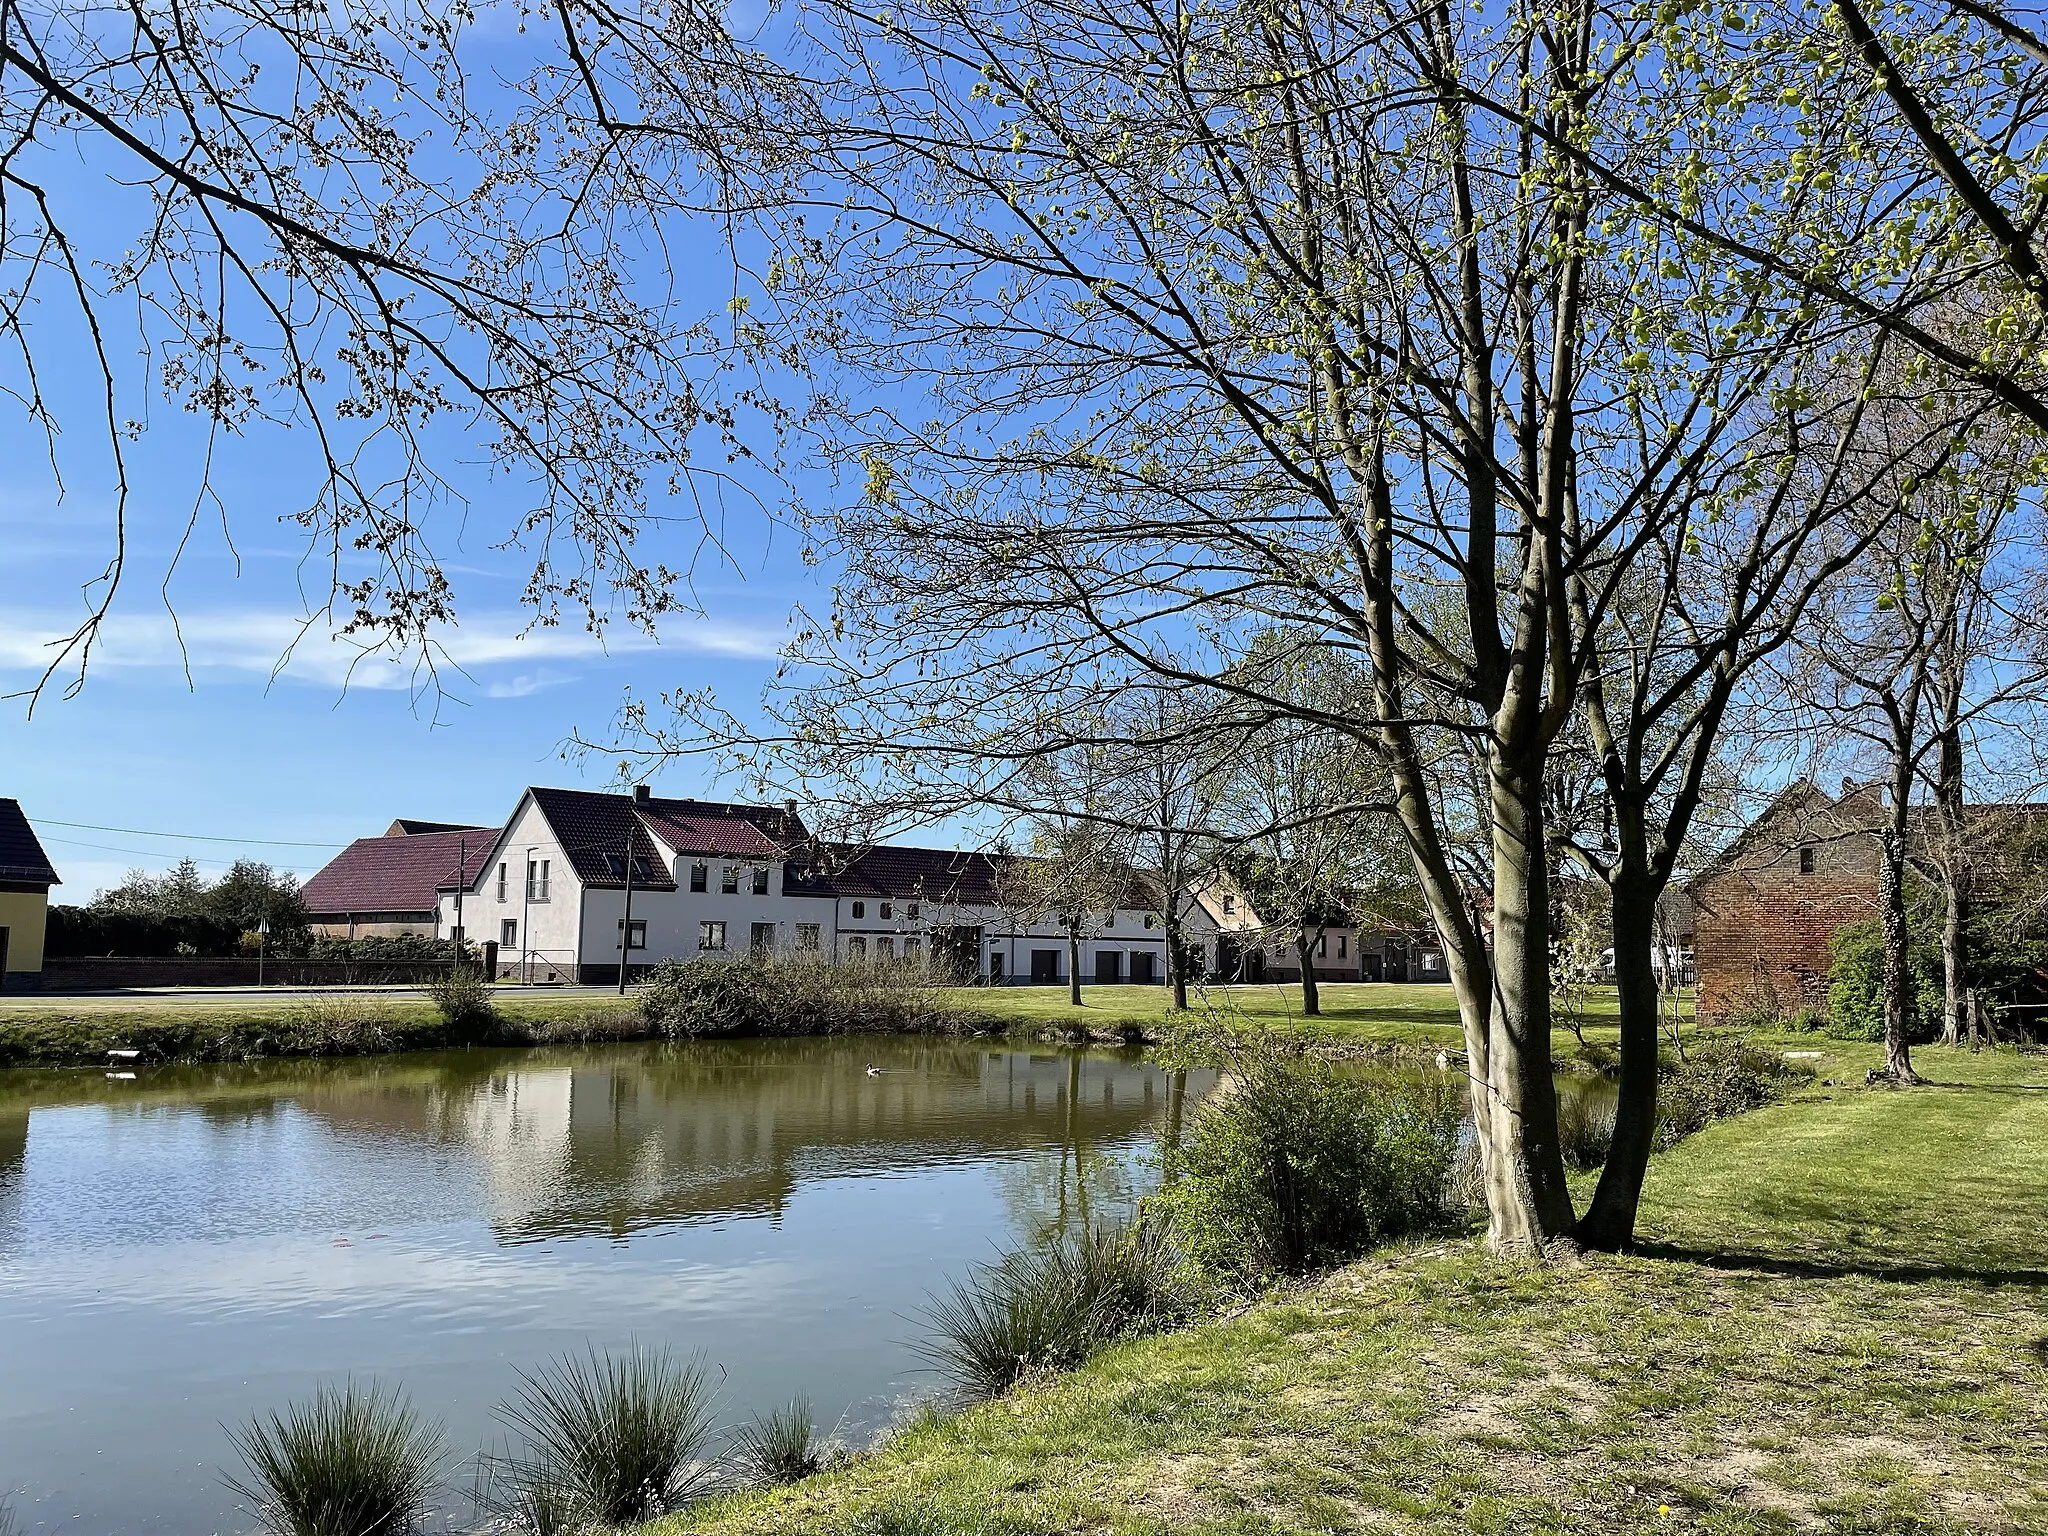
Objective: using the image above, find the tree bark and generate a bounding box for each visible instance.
[1474,744,1577,1253]
[1877,769,1924,1083]
[1067,922,1083,1006]
[1576,860,1660,1249]
[1296,928,1322,1016]
[1937,722,1969,1047]
[1164,909,1190,1010]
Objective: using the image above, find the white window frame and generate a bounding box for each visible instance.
[699,920,727,951]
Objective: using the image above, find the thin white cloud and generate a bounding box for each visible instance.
[0,606,785,690]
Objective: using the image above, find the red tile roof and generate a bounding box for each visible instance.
[302,827,498,916]
[786,843,1017,904]
[524,787,808,889]
[0,799,59,886]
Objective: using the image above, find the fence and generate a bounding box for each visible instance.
[11,946,498,993]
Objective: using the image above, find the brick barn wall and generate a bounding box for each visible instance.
[1692,873,1877,1018]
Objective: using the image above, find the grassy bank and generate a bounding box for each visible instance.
[0,990,656,1067]
[650,1040,2048,1536]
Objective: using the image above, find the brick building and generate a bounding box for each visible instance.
[1689,781,1886,1020]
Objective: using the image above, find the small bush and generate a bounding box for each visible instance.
[225,1382,443,1536]
[1151,1049,1466,1287]
[487,1345,717,1529]
[423,967,496,1033]
[1555,1088,1617,1171]
[917,1220,1185,1400]
[638,956,958,1039]
[729,1396,823,1485]
[1826,919,1941,1042]
[284,997,388,1055]
[1656,1037,1808,1147]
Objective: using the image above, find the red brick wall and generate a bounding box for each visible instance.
[1692,872,1875,1019]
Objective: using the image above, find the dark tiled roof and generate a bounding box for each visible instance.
[303,827,498,915]
[525,788,808,889]
[786,843,1019,904]
[0,799,58,886]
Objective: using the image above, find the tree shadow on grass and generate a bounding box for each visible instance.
[1629,1240,2048,1292]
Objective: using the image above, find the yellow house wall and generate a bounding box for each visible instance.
[0,889,49,971]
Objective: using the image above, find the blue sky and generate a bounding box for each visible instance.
[0,358,813,899]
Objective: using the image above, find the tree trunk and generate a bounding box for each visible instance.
[1295,928,1321,1016]
[1937,722,1969,1048]
[1164,910,1190,1011]
[1576,861,1660,1250]
[1067,923,1083,1006]
[1877,785,1923,1084]
[1472,748,1577,1253]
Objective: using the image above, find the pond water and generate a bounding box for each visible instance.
[0,1038,1214,1535]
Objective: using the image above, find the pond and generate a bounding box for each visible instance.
[0,1038,1215,1535]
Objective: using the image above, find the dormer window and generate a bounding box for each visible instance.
[1799,845,1815,875]
[1222,894,1236,915]
[852,900,866,919]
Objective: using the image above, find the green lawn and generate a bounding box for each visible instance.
[949,979,1639,1051]
[654,1042,2048,1536]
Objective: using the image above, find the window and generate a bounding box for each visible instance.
[851,901,866,919]
[526,858,550,902]
[1105,911,1115,928]
[796,923,821,952]
[879,901,893,919]
[903,936,921,962]
[751,921,776,955]
[988,950,1004,979]
[907,901,920,919]
[496,862,507,901]
[699,920,727,951]
[690,861,708,893]
[501,919,518,947]
[1222,894,1236,915]
[847,936,867,960]
[1799,844,1816,875]
[876,936,894,959]
[616,918,647,950]
[1338,935,1348,959]
[1422,952,1438,973]
[1317,934,1328,958]
[752,866,770,895]
[721,865,740,894]
[1143,913,1156,930]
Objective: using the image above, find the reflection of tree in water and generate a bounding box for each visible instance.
[0,1107,26,1241]
[0,1042,1217,1248]
[991,1065,1204,1244]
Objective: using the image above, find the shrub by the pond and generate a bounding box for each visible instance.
[487,1345,718,1530]
[1152,1051,1466,1286]
[422,966,496,1033]
[638,956,959,1038]
[1657,1037,1809,1147]
[225,1382,443,1536]
[917,1220,1185,1400]
[729,1396,824,1485]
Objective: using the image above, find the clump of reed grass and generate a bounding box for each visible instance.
[484,1344,717,1530]
[917,1220,1185,1400]
[1555,1087,1618,1171]
[728,1396,824,1485]
[224,1382,444,1536]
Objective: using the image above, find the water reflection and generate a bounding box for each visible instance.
[0,1039,1213,1535]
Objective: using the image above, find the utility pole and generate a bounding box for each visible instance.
[617,830,637,995]
[520,845,536,984]
[453,836,467,958]
[256,916,270,988]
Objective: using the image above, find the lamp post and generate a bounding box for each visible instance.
[256,916,270,988]
[617,833,637,996]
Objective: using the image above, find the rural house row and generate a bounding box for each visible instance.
[301,785,1449,986]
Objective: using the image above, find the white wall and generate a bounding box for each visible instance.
[436,795,581,976]
[580,866,837,969]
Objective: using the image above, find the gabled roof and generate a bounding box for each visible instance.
[303,826,495,915]
[521,787,808,890]
[785,842,1016,904]
[386,818,492,837]
[0,799,59,886]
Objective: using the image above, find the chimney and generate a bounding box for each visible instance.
[784,798,799,828]
[633,784,651,804]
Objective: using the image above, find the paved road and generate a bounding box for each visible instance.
[0,983,627,1010]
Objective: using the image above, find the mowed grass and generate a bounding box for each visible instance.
[948,979,1637,1050]
[651,1043,2048,1536]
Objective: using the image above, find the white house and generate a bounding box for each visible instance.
[435,785,1181,985]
